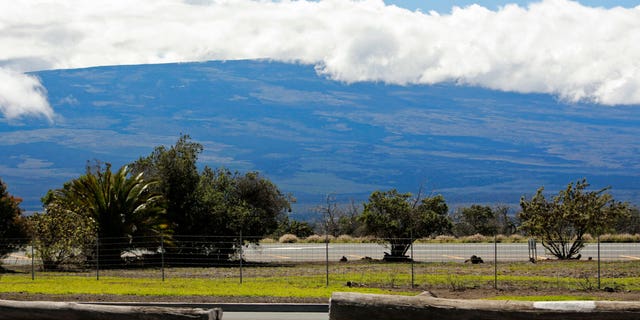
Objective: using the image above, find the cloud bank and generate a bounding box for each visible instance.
[1,0,639,119]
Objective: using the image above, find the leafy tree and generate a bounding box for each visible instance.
[361,189,451,261]
[519,179,629,260]
[614,206,640,234]
[130,134,202,236]
[48,163,166,266]
[452,205,497,236]
[29,200,96,270]
[131,135,294,263]
[159,166,293,263]
[452,205,515,236]
[0,178,28,260]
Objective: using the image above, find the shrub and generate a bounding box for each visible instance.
[508,234,525,243]
[304,234,325,243]
[336,235,354,243]
[278,234,299,243]
[461,234,489,243]
[434,235,456,243]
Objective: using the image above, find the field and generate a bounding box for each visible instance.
[2,259,640,303]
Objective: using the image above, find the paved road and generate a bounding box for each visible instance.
[242,242,640,262]
[3,243,639,266]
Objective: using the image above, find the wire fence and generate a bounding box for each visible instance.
[2,235,640,291]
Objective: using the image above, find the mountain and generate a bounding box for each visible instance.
[1,60,639,217]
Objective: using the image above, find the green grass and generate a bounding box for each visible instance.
[0,274,414,298]
[1,260,639,300]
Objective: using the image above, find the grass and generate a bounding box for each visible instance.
[0,273,415,299]
[1,260,639,300]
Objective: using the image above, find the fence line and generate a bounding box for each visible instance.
[2,235,639,291]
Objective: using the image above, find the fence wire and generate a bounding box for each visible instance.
[1,235,639,291]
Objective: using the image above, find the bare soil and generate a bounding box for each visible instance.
[2,287,640,304]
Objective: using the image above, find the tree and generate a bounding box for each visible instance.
[131,135,294,264]
[614,206,640,234]
[361,189,451,261]
[0,178,28,260]
[29,200,96,270]
[452,205,515,236]
[48,163,166,266]
[317,195,363,237]
[519,179,629,260]
[130,134,202,237]
[453,205,497,236]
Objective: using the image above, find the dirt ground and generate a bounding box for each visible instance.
[2,287,640,304]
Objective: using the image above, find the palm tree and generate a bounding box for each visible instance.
[50,163,166,267]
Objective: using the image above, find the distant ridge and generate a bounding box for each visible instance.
[2,60,638,215]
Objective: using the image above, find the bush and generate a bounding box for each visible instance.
[461,234,489,243]
[304,234,325,243]
[336,235,354,243]
[278,234,299,243]
[599,233,640,243]
[434,235,456,243]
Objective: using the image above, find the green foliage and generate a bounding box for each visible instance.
[452,205,516,236]
[0,177,28,258]
[614,206,640,234]
[29,202,97,270]
[361,189,451,260]
[130,134,202,236]
[196,167,292,238]
[274,217,314,238]
[519,179,630,259]
[130,136,293,263]
[47,163,166,265]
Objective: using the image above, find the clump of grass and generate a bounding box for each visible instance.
[278,234,299,243]
[599,233,640,243]
[304,234,325,243]
[336,235,354,243]
[433,235,456,243]
[460,234,489,243]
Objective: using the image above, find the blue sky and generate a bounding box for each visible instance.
[388,0,639,11]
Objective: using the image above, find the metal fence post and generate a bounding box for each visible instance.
[494,234,497,290]
[410,235,415,289]
[96,235,100,281]
[597,235,601,290]
[325,233,329,287]
[239,231,243,285]
[31,239,35,280]
[161,235,165,282]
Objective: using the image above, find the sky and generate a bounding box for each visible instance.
[1,0,640,122]
[1,0,639,213]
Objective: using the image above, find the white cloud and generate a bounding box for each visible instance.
[0,68,53,120]
[1,0,640,119]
